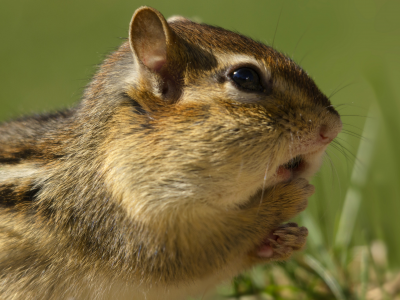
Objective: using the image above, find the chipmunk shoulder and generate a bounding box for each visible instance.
[0,6,342,300]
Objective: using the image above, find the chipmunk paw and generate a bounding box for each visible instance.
[257,222,308,260]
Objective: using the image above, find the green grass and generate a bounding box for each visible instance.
[1,0,400,299]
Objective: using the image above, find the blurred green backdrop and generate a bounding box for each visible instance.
[1,0,400,295]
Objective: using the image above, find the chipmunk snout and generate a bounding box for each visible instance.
[319,122,342,144]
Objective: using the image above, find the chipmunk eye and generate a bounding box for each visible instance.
[231,68,263,92]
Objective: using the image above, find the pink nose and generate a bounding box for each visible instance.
[319,125,339,143]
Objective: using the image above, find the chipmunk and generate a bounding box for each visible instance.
[0,6,342,300]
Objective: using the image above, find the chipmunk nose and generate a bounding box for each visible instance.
[319,124,340,144]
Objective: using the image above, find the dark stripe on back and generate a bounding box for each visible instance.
[0,184,39,208]
[0,148,37,165]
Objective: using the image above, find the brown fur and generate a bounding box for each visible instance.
[0,6,341,300]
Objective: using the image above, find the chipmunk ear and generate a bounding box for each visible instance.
[129,7,184,100]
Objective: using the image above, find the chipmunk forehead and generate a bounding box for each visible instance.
[168,20,315,87]
[169,20,275,60]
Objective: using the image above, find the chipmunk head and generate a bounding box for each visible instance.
[98,6,342,211]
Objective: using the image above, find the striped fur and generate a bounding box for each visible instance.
[0,6,341,300]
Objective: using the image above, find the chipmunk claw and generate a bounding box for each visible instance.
[257,222,308,260]
[271,222,308,259]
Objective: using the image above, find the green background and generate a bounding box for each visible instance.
[1,0,399,279]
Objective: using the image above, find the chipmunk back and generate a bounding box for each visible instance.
[0,6,342,300]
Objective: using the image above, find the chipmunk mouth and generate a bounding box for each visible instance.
[282,155,304,170]
[277,155,306,180]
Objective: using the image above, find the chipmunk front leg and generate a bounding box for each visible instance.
[247,178,314,263]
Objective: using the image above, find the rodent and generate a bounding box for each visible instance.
[0,6,342,300]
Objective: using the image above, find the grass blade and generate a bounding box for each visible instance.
[335,105,379,258]
[304,254,346,300]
